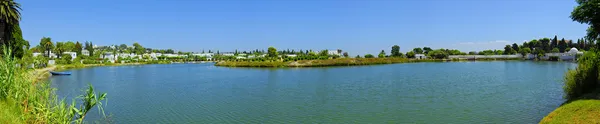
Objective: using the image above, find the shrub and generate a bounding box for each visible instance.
[563,50,600,100]
[548,56,560,61]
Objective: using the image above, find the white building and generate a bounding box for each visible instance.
[286,54,297,57]
[327,50,342,56]
[82,50,90,56]
[102,52,116,62]
[193,53,214,58]
[415,54,427,59]
[543,48,584,61]
[33,52,42,57]
[63,52,77,60]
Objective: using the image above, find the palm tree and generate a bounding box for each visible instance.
[0,0,21,45]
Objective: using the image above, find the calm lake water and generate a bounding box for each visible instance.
[51,61,576,123]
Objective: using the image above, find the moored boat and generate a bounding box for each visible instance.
[49,71,71,75]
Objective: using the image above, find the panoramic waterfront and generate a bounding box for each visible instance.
[50,61,576,123]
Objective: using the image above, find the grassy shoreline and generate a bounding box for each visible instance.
[214,58,524,67]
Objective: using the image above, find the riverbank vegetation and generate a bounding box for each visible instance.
[541,0,600,123]
[0,0,109,123]
[215,58,432,67]
[1,49,108,123]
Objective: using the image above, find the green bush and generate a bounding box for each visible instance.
[563,50,600,100]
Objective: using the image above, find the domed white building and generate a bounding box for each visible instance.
[568,47,579,54]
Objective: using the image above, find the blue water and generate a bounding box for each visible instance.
[50,61,577,123]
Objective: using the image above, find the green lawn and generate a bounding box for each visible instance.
[540,99,600,124]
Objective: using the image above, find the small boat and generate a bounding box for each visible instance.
[49,71,71,75]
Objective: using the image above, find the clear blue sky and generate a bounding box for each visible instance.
[20,0,588,55]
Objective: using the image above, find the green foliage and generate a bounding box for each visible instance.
[75,41,82,55]
[406,51,415,58]
[391,45,401,57]
[55,42,65,58]
[355,55,361,58]
[563,50,600,100]
[62,54,72,64]
[413,48,423,54]
[216,58,413,67]
[551,48,560,53]
[133,42,144,55]
[343,52,349,58]
[319,50,329,56]
[423,47,432,54]
[84,41,94,57]
[504,45,515,55]
[364,54,374,58]
[427,49,449,59]
[0,47,108,123]
[40,37,54,56]
[378,50,386,58]
[73,84,107,124]
[558,38,568,52]
[64,41,75,52]
[268,47,277,57]
[519,47,532,56]
[571,0,600,44]
[512,43,520,52]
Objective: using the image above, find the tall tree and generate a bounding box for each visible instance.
[558,38,568,52]
[40,37,54,57]
[268,47,277,57]
[133,42,144,55]
[511,43,519,53]
[54,42,65,58]
[84,41,94,56]
[75,41,82,56]
[423,47,432,54]
[406,51,415,58]
[64,41,75,51]
[343,52,349,58]
[391,45,401,57]
[571,0,600,48]
[540,38,551,52]
[503,45,514,55]
[119,44,127,51]
[551,35,558,49]
[378,50,386,58]
[413,48,423,54]
[0,0,21,52]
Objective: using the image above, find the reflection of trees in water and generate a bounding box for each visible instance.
[262,69,277,120]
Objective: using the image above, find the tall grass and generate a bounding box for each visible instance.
[0,47,107,123]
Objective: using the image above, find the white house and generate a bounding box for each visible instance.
[33,52,42,57]
[415,54,427,59]
[63,52,77,60]
[193,53,214,58]
[236,56,247,59]
[327,50,342,56]
[286,54,297,57]
[82,50,90,56]
[102,52,116,62]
